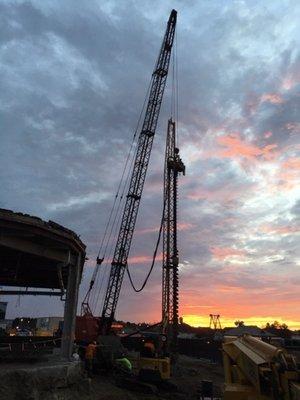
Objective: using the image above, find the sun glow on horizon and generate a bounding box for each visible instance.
[182,315,300,330]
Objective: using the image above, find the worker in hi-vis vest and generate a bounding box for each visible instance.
[85,341,97,375]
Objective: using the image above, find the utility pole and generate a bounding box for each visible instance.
[162,119,185,356]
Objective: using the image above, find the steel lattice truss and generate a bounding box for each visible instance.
[162,119,185,352]
[101,10,177,332]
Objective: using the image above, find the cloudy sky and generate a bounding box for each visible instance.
[1,0,300,328]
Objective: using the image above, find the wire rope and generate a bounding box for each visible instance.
[90,78,153,313]
[126,198,165,293]
[97,77,152,261]
[93,140,139,313]
[87,125,138,309]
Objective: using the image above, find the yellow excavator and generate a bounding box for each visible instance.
[223,334,300,399]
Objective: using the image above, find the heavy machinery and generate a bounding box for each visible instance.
[77,11,186,385]
[129,119,185,381]
[162,118,185,356]
[223,334,300,399]
[99,9,177,335]
[80,9,177,336]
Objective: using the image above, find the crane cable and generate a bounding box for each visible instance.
[88,77,154,310]
[84,133,137,301]
[126,196,166,293]
[97,77,152,259]
[91,89,147,311]
[93,134,142,312]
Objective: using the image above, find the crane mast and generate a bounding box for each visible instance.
[162,119,185,353]
[100,10,177,333]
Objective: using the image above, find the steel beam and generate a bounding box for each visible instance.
[0,290,63,296]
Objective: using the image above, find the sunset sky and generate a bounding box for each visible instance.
[1,0,300,329]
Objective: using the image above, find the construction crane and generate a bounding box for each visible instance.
[98,10,177,334]
[162,119,185,355]
[223,334,300,399]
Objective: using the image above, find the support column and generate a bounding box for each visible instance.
[61,254,81,359]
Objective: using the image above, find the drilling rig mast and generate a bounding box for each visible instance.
[99,10,177,334]
[162,119,185,353]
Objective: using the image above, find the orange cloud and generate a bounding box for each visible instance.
[282,76,295,91]
[136,227,158,235]
[282,157,300,170]
[244,91,284,116]
[174,271,300,332]
[281,67,300,91]
[178,222,196,231]
[261,224,300,235]
[261,93,284,104]
[179,288,300,328]
[128,253,163,264]
[217,133,277,161]
[211,246,246,260]
[277,156,300,190]
[264,131,272,139]
[137,222,194,235]
[244,93,260,116]
[215,284,245,294]
[187,187,243,202]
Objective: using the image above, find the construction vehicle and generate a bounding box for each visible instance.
[223,334,300,399]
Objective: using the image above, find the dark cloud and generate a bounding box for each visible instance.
[1,0,299,325]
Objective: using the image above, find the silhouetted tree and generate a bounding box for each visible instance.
[265,321,291,338]
[234,320,245,327]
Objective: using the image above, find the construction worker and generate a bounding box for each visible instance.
[115,356,132,375]
[85,341,97,375]
[141,339,155,358]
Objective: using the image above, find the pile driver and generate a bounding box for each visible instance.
[162,118,185,355]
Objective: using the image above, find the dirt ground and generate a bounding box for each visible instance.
[171,355,224,398]
[89,355,224,400]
